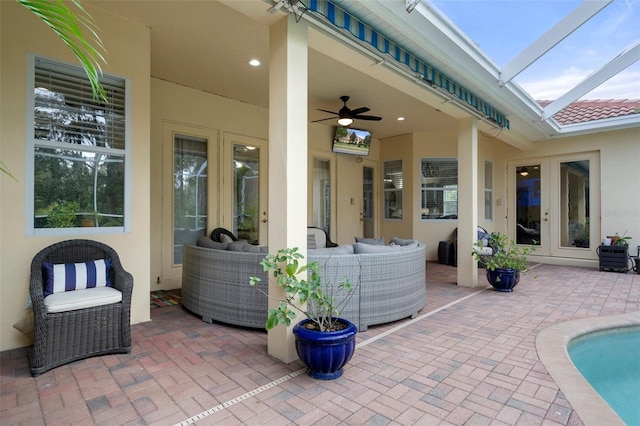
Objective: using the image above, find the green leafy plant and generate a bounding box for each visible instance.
[46,200,79,228]
[613,231,632,247]
[249,247,355,332]
[472,232,536,272]
[0,160,18,181]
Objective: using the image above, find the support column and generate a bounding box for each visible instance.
[456,118,479,288]
[267,15,308,363]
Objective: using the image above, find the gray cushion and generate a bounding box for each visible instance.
[227,240,250,251]
[196,236,228,250]
[309,245,355,255]
[355,237,385,245]
[398,242,420,250]
[353,242,403,254]
[220,233,234,244]
[390,237,416,246]
[242,244,269,253]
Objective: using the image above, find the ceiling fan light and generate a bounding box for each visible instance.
[519,166,529,177]
[337,117,353,126]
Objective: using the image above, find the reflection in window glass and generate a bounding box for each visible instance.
[312,158,331,233]
[561,160,590,248]
[485,161,493,221]
[516,165,541,245]
[421,159,457,220]
[234,145,260,244]
[383,160,403,220]
[174,136,207,264]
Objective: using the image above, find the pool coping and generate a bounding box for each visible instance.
[536,312,640,426]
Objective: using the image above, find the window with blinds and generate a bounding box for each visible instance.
[420,158,458,220]
[28,56,128,233]
[383,160,403,219]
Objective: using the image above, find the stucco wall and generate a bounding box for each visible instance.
[0,2,151,351]
[379,133,415,244]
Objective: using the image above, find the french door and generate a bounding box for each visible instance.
[508,152,600,260]
[161,123,219,287]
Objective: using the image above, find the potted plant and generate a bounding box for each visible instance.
[79,211,99,227]
[472,232,536,292]
[249,247,357,380]
[45,200,79,228]
[613,231,632,247]
[573,221,590,248]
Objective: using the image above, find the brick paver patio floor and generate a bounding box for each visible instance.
[2,262,638,425]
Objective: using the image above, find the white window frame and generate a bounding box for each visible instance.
[25,54,132,236]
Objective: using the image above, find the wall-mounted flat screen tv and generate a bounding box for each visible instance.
[332,127,372,156]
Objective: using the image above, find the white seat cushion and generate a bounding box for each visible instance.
[478,247,494,255]
[307,228,327,249]
[44,287,122,313]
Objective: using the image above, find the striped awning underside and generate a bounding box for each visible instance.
[307,0,510,130]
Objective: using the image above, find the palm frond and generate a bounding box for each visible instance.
[0,161,18,182]
[18,0,107,103]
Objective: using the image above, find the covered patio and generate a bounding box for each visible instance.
[2,262,638,425]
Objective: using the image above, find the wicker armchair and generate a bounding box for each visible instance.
[29,239,133,376]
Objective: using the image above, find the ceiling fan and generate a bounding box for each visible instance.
[312,96,382,126]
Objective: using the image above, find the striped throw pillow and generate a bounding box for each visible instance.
[43,259,112,297]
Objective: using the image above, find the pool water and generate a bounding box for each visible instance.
[568,328,640,425]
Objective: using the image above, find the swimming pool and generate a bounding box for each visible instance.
[569,328,640,425]
[536,313,640,426]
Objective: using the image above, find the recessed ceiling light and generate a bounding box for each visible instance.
[397,116,405,121]
[248,59,261,67]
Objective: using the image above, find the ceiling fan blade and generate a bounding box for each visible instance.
[350,107,370,115]
[354,114,382,121]
[310,117,337,123]
[317,108,339,115]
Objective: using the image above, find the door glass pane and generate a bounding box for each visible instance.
[560,160,590,248]
[484,161,493,221]
[363,166,374,238]
[384,160,403,219]
[515,165,541,245]
[312,158,331,233]
[234,144,260,244]
[174,135,207,264]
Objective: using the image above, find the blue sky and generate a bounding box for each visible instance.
[430,0,640,100]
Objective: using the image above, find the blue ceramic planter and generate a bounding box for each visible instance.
[293,318,357,380]
[486,268,520,292]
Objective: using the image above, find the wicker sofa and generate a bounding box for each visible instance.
[181,239,426,331]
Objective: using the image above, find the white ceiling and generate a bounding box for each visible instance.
[89,0,638,145]
[90,0,462,140]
